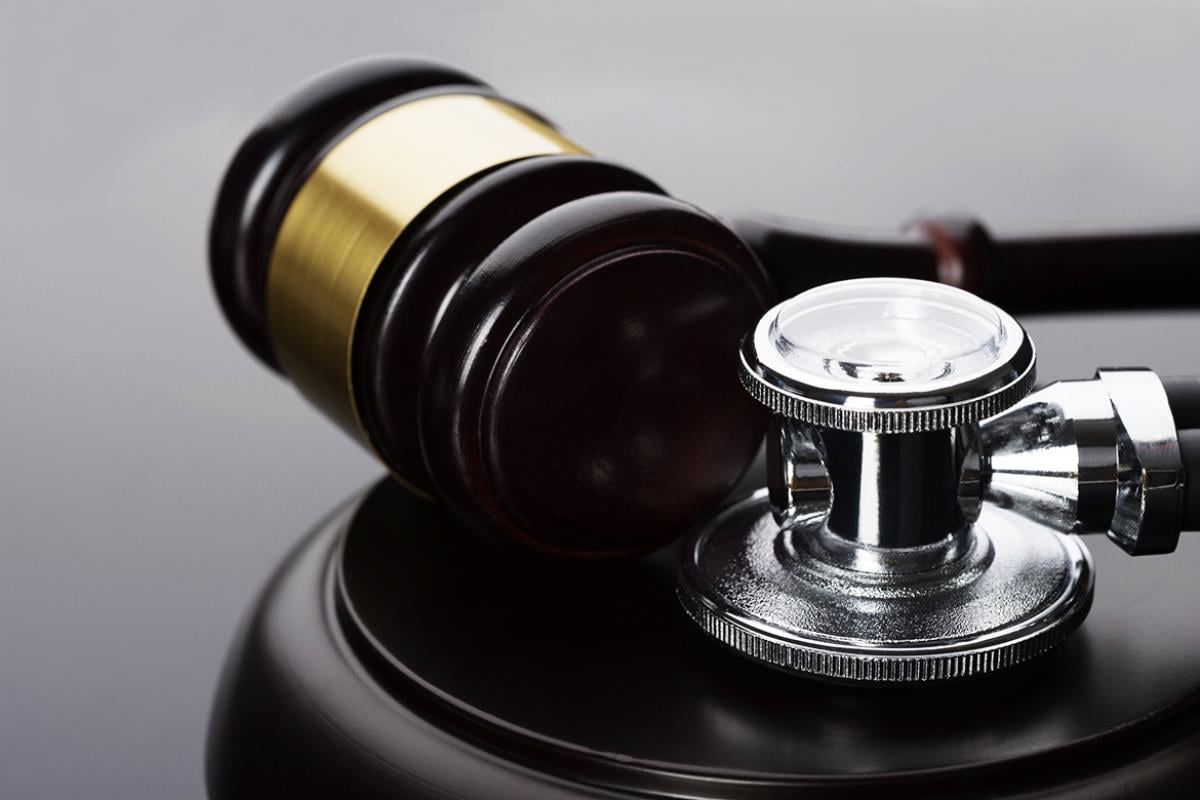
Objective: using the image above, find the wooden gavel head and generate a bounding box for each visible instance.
[209,57,772,558]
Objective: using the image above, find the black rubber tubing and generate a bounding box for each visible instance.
[1125,376,1200,529]
[1162,376,1200,431]
[1176,429,1200,532]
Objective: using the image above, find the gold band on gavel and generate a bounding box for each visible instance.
[266,94,587,448]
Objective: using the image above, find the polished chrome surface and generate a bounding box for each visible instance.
[977,378,1120,534]
[767,419,975,564]
[683,277,1108,682]
[973,369,1185,555]
[678,492,1094,682]
[741,278,1036,433]
[1097,369,1185,555]
[753,279,1025,551]
[767,420,975,552]
[820,427,967,549]
[765,418,832,531]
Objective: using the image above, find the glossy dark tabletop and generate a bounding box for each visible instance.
[3,2,1200,797]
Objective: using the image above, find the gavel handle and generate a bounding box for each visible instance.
[730,212,1200,313]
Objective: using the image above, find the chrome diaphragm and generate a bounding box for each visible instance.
[678,278,1105,683]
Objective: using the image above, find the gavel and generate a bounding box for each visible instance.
[737,212,1200,313]
[210,56,1200,559]
[209,57,773,558]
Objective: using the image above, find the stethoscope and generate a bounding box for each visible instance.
[678,275,1197,683]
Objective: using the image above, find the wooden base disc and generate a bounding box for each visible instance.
[208,477,1200,798]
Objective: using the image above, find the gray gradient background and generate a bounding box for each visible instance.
[2,1,1199,797]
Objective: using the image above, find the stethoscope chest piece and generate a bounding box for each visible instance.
[678,278,1098,683]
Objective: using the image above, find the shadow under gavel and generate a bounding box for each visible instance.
[733,212,1200,313]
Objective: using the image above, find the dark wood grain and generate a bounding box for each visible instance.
[353,156,663,492]
[207,478,1200,799]
[420,192,771,556]
[208,57,484,368]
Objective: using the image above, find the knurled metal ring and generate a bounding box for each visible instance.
[739,336,1037,433]
[677,492,1095,683]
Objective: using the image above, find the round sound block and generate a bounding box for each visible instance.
[207,477,1200,799]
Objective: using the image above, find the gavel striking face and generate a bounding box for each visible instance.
[209,57,773,558]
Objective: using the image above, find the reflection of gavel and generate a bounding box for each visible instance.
[734,213,1200,313]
